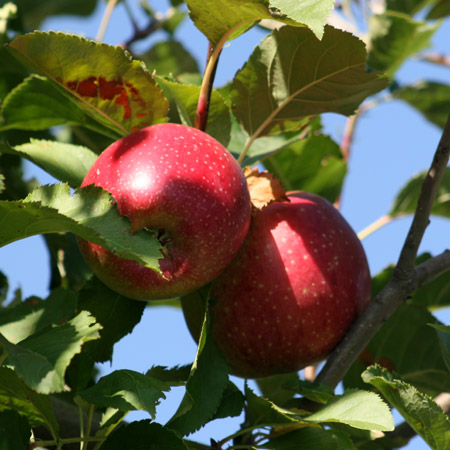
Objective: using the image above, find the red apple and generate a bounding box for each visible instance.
[77,123,251,301]
[182,192,371,378]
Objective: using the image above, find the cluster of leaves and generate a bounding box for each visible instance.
[0,0,449,449]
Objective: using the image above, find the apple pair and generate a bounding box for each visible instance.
[78,123,371,378]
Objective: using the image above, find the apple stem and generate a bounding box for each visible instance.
[96,0,119,42]
[316,111,450,389]
[195,42,222,131]
[357,214,394,240]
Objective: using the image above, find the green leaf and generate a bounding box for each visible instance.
[0,288,77,344]
[269,0,335,39]
[0,75,120,138]
[0,139,97,187]
[211,381,245,420]
[231,25,388,143]
[264,134,346,203]
[66,277,146,391]
[256,372,302,406]
[0,183,162,271]
[390,167,450,218]
[5,0,99,30]
[429,324,450,372]
[168,290,230,436]
[367,12,438,79]
[1,310,101,394]
[0,173,4,194]
[146,364,191,385]
[0,410,31,450]
[344,302,450,396]
[102,420,188,450]
[284,379,335,405]
[395,81,450,129]
[246,384,297,426]
[427,0,450,19]
[141,41,200,78]
[7,31,168,136]
[305,390,394,431]
[363,365,450,450]
[157,77,231,147]
[79,369,172,416]
[386,0,433,15]
[227,114,309,166]
[265,427,356,450]
[0,367,59,434]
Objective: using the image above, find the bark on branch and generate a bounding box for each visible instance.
[316,112,450,389]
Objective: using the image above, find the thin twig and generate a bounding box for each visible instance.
[96,0,119,42]
[316,111,450,389]
[420,52,450,68]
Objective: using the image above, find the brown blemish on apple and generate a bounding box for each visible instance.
[64,76,149,123]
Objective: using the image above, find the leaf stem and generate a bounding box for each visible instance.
[81,404,95,450]
[357,215,394,240]
[33,436,105,448]
[195,42,222,131]
[316,111,450,389]
[96,0,119,42]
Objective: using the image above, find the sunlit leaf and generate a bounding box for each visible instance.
[0,75,119,138]
[0,183,162,271]
[363,365,450,450]
[79,369,172,416]
[7,31,168,136]
[0,138,97,187]
[0,288,76,344]
[1,311,101,393]
[231,25,387,143]
[157,77,231,146]
[306,390,394,431]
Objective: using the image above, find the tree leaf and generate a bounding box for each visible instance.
[386,0,433,16]
[146,364,191,385]
[0,367,59,434]
[79,369,172,416]
[76,277,146,364]
[141,40,200,78]
[427,0,450,19]
[246,384,298,426]
[1,310,101,394]
[5,0,99,30]
[256,372,302,407]
[0,288,77,344]
[389,167,450,218]
[367,12,438,79]
[211,381,245,420]
[269,0,335,39]
[264,134,346,203]
[0,138,97,187]
[363,365,450,450]
[167,290,230,436]
[0,75,120,138]
[395,81,450,129]
[0,410,31,450]
[265,427,356,450]
[0,183,162,271]
[429,324,450,372]
[6,31,169,136]
[157,77,231,147]
[305,389,394,431]
[66,277,146,391]
[230,25,388,144]
[344,302,450,396]
[102,420,188,450]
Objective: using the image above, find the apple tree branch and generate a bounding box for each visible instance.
[316,111,450,389]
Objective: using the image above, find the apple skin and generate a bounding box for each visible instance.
[77,123,251,301]
[182,192,371,378]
